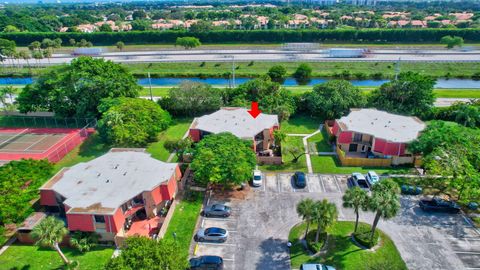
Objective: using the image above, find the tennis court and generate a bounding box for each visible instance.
[0,128,92,163]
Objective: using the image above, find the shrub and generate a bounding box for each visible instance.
[371,72,384,80]
[293,63,313,80]
[69,231,100,252]
[199,61,205,67]
[352,223,379,249]
[305,229,326,253]
[248,61,254,66]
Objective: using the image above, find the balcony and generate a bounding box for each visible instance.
[125,216,164,237]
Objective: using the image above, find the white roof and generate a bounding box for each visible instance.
[337,109,425,143]
[43,150,177,214]
[192,108,279,139]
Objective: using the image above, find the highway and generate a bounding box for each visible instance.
[4,49,480,66]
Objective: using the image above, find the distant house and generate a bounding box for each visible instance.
[189,107,281,164]
[39,149,181,246]
[327,109,425,166]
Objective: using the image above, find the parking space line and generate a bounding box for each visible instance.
[276,174,281,193]
[454,251,480,255]
[197,242,236,247]
[319,176,326,192]
[222,258,235,261]
[333,176,342,192]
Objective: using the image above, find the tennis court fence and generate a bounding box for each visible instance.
[0,115,97,129]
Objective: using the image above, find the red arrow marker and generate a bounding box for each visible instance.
[248,101,262,119]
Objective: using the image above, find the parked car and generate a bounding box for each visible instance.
[419,197,461,213]
[195,227,229,242]
[203,204,231,218]
[252,170,262,187]
[365,171,380,186]
[350,172,370,191]
[189,255,224,270]
[300,263,336,270]
[293,171,306,188]
[401,185,423,195]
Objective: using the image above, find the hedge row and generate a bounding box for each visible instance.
[2,28,480,46]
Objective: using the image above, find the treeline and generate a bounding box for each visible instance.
[3,28,480,46]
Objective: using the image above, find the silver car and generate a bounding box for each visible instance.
[195,227,229,243]
[300,263,336,270]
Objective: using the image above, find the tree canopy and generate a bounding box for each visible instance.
[369,72,435,116]
[159,81,223,116]
[267,65,287,83]
[440,35,464,49]
[104,236,189,270]
[175,36,201,49]
[17,57,140,118]
[97,97,171,147]
[409,121,480,201]
[227,77,296,121]
[191,133,256,187]
[306,80,366,119]
[0,159,53,226]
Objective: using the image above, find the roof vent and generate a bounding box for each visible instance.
[114,164,119,169]
[123,172,127,176]
[97,173,101,177]
[106,179,110,183]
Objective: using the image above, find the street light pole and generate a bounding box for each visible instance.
[147,72,153,101]
[231,55,236,88]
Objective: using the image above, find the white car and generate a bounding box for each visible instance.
[252,170,262,187]
[366,171,380,186]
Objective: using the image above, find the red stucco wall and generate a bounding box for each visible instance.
[67,213,95,232]
[374,138,386,153]
[189,129,201,142]
[107,208,125,233]
[384,142,404,156]
[40,189,57,206]
[150,185,164,205]
[337,131,353,144]
[160,176,178,201]
[332,121,340,136]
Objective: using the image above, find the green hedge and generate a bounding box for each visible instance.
[352,223,380,249]
[305,230,326,253]
[2,28,480,46]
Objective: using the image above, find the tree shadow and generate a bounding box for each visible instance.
[255,237,290,270]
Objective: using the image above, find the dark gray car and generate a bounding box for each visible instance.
[195,227,229,242]
[203,204,231,218]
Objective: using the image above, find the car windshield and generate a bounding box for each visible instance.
[206,228,226,235]
[254,175,261,180]
[358,179,369,188]
[213,204,225,210]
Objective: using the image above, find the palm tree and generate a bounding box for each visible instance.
[342,186,368,233]
[311,199,338,243]
[31,216,70,264]
[296,198,315,239]
[368,179,400,243]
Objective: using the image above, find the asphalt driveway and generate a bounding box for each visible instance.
[191,173,480,270]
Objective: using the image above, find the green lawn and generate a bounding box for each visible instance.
[53,133,110,172]
[260,136,308,172]
[123,61,480,79]
[280,115,320,134]
[163,191,204,257]
[289,221,407,270]
[146,117,193,161]
[310,155,414,175]
[307,129,333,153]
[139,87,171,97]
[0,244,114,270]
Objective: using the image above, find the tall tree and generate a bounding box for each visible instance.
[97,97,171,147]
[311,199,338,243]
[17,56,140,117]
[369,72,435,116]
[191,133,256,187]
[175,37,201,50]
[31,216,70,264]
[296,198,315,240]
[306,80,366,119]
[342,187,369,233]
[368,179,400,243]
[105,236,189,270]
[159,81,223,116]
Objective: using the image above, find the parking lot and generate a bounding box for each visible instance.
[191,173,480,270]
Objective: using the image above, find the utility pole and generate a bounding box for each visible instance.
[147,72,153,101]
[231,55,236,88]
[394,57,401,80]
